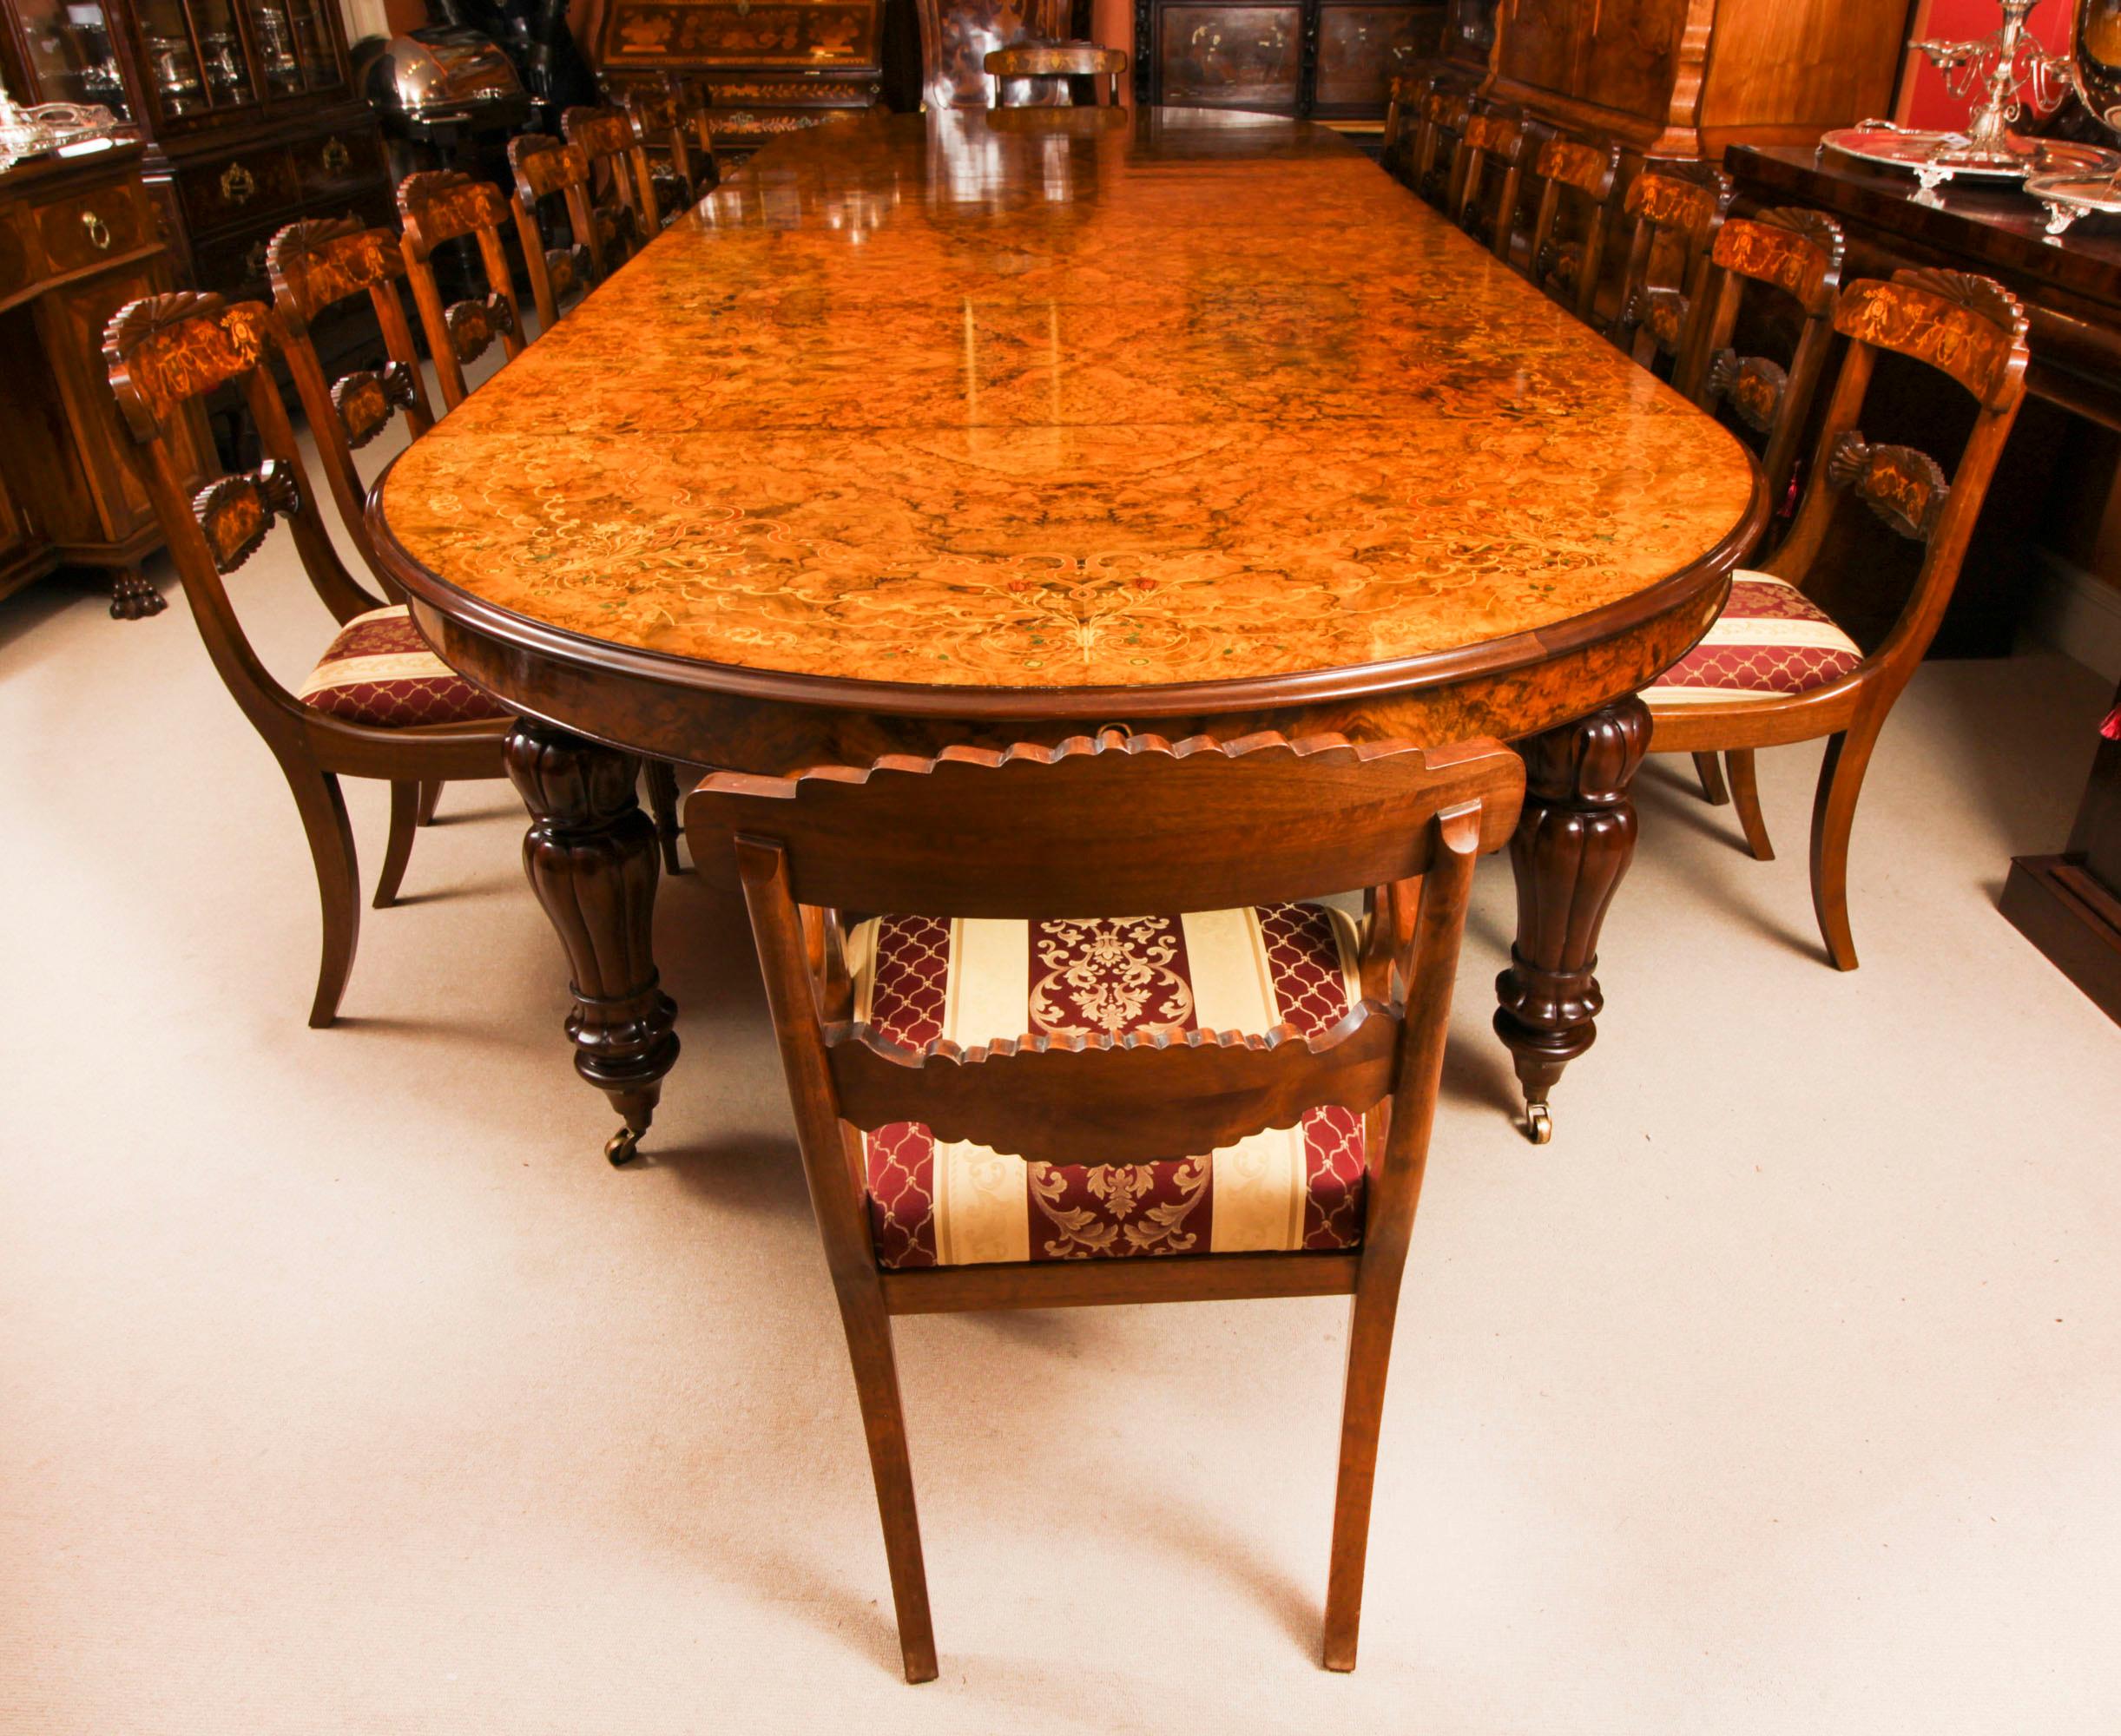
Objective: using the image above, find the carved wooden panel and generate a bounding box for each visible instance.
[191,461,300,574]
[602,0,882,67]
[1157,4,1303,110]
[330,361,418,450]
[1314,5,1439,110]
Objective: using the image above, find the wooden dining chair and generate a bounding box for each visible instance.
[563,105,659,266]
[1452,102,1532,264]
[1380,70,1427,184]
[103,293,511,1025]
[265,217,436,590]
[1643,269,2031,969]
[508,134,607,334]
[686,727,1525,1680]
[1413,85,1473,214]
[395,169,527,413]
[1526,130,1621,326]
[982,42,1127,106]
[1613,160,1733,381]
[619,74,720,227]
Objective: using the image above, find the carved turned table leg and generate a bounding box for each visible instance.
[1493,697,1650,1144]
[504,719,679,1166]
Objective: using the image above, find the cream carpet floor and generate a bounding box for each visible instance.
[3,403,2119,1733]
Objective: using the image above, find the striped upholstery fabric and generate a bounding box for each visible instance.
[1643,572,1862,706]
[298,606,508,729]
[850,904,1369,1269]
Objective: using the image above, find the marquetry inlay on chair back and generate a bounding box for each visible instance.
[508,134,606,335]
[103,293,388,713]
[1614,160,1734,378]
[984,42,1127,107]
[1775,270,2030,687]
[1526,130,1620,326]
[687,726,1523,1222]
[618,74,719,225]
[562,105,659,266]
[1452,101,1531,264]
[395,169,528,414]
[1677,206,1847,515]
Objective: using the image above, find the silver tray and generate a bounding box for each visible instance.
[1820,122,2121,205]
[2024,169,2121,241]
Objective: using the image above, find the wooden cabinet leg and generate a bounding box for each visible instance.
[1493,698,1650,1143]
[108,565,166,620]
[504,719,679,1164]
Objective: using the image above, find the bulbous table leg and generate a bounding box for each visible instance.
[505,719,679,1164]
[108,566,167,620]
[1493,698,1650,1144]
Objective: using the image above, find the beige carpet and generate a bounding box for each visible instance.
[3,408,2119,1732]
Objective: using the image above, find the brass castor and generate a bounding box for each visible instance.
[605,1127,642,1167]
[1524,1101,1553,1145]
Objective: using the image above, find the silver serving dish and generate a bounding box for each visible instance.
[1821,121,2121,205]
[2024,168,2121,240]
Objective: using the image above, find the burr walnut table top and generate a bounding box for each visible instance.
[371,106,1764,730]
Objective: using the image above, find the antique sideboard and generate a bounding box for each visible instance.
[0,140,207,617]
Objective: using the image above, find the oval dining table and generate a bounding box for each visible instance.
[369,103,1766,1161]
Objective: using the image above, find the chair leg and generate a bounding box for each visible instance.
[1726,749,1774,861]
[1322,1275,1406,1673]
[375,780,419,910]
[1809,722,1880,972]
[836,1283,938,1683]
[1692,750,1729,806]
[283,762,361,1029]
[417,779,445,826]
[645,760,683,875]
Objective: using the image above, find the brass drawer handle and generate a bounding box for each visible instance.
[245,240,269,280]
[220,161,256,205]
[81,209,111,251]
[321,136,350,175]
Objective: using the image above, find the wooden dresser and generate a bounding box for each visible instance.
[0,140,207,618]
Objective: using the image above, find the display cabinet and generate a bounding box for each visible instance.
[1131,0,1445,126]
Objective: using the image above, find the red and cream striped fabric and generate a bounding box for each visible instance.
[297,605,508,729]
[851,904,1368,1269]
[1643,572,1862,706]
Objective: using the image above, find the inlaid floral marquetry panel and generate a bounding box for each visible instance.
[379,107,1758,693]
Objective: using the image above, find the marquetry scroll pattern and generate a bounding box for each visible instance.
[1705,349,1786,433]
[1713,210,1842,308]
[193,459,301,573]
[102,292,273,439]
[1825,431,1949,542]
[267,220,405,328]
[331,360,419,450]
[445,293,517,365]
[1834,270,2029,408]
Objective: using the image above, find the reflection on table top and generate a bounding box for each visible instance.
[375,106,1756,694]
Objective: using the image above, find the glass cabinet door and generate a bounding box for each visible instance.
[13,0,135,116]
[137,0,255,118]
[247,0,341,95]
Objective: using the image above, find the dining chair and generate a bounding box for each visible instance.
[265,217,437,590]
[1612,160,1734,381]
[1380,70,1427,184]
[1413,85,1473,214]
[1643,268,2030,968]
[1525,129,1621,326]
[103,293,511,1024]
[982,42,1127,106]
[563,105,659,266]
[396,168,527,413]
[618,74,720,226]
[508,134,607,334]
[685,727,1525,1679]
[1452,102,1532,264]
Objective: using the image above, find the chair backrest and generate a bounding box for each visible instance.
[918,0,1072,111]
[983,42,1127,107]
[687,730,1524,1279]
[395,168,527,413]
[103,293,385,736]
[1614,160,1733,378]
[1452,101,1531,263]
[1525,129,1620,324]
[1413,85,1472,213]
[1767,269,2030,694]
[1381,69,1427,181]
[265,217,436,588]
[508,133,606,333]
[618,73,719,219]
[1676,206,1846,512]
[563,104,658,261]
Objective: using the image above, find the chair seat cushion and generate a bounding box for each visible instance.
[1642,572,1863,706]
[297,606,508,729]
[851,904,1368,1270]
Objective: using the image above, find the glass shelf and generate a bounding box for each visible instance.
[15,0,133,117]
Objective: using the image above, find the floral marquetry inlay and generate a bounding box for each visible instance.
[377,108,1759,694]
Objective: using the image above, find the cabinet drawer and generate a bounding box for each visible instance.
[181,147,302,238]
[296,125,382,199]
[34,180,153,273]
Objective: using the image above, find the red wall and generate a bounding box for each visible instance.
[1900,0,2077,128]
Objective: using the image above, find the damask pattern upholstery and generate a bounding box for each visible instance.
[298,605,509,728]
[851,904,1369,1268]
[1643,573,1862,704]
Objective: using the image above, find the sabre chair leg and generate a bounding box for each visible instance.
[1692,750,1729,806]
[840,1283,938,1683]
[1726,748,1774,862]
[375,779,419,910]
[285,762,361,1029]
[417,779,445,825]
[1322,1273,1406,1673]
[1810,722,1880,973]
